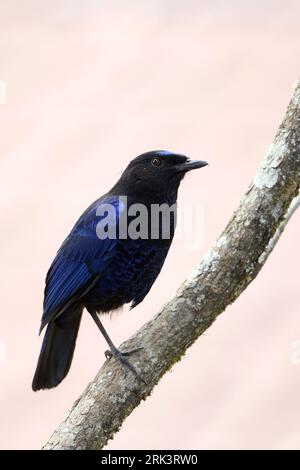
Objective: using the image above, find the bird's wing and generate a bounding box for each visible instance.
[40,196,123,331]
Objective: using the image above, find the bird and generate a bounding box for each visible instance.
[32,150,208,391]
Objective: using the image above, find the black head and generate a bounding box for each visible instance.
[112,150,208,202]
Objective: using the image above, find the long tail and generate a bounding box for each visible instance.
[32,306,83,391]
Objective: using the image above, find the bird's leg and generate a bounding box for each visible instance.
[89,311,145,384]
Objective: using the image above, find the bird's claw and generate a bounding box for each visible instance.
[120,347,143,357]
[105,349,113,359]
[104,346,146,384]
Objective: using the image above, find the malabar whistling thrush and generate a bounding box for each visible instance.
[32,150,208,390]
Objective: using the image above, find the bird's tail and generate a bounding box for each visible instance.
[32,306,83,391]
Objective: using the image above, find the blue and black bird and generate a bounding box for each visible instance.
[32,150,208,390]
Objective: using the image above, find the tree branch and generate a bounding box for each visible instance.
[44,81,300,450]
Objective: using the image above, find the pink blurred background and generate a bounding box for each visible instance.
[0,0,300,450]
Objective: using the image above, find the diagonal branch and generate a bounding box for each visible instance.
[44,81,300,450]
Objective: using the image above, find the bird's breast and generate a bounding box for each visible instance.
[84,238,172,313]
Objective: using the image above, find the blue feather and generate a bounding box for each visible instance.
[41,196,123,329]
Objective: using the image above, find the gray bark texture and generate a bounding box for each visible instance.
[44,81,300,450]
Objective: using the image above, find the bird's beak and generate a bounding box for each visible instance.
[176,159,209,173]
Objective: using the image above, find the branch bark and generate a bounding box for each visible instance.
[44,81,300,450]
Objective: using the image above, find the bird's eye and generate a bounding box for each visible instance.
[151,157,161,167]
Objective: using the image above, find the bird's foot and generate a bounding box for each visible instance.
[105,346,146,384]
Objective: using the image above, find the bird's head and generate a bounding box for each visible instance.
[113,150,208,202]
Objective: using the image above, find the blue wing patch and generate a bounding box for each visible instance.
[40,195,123,331]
